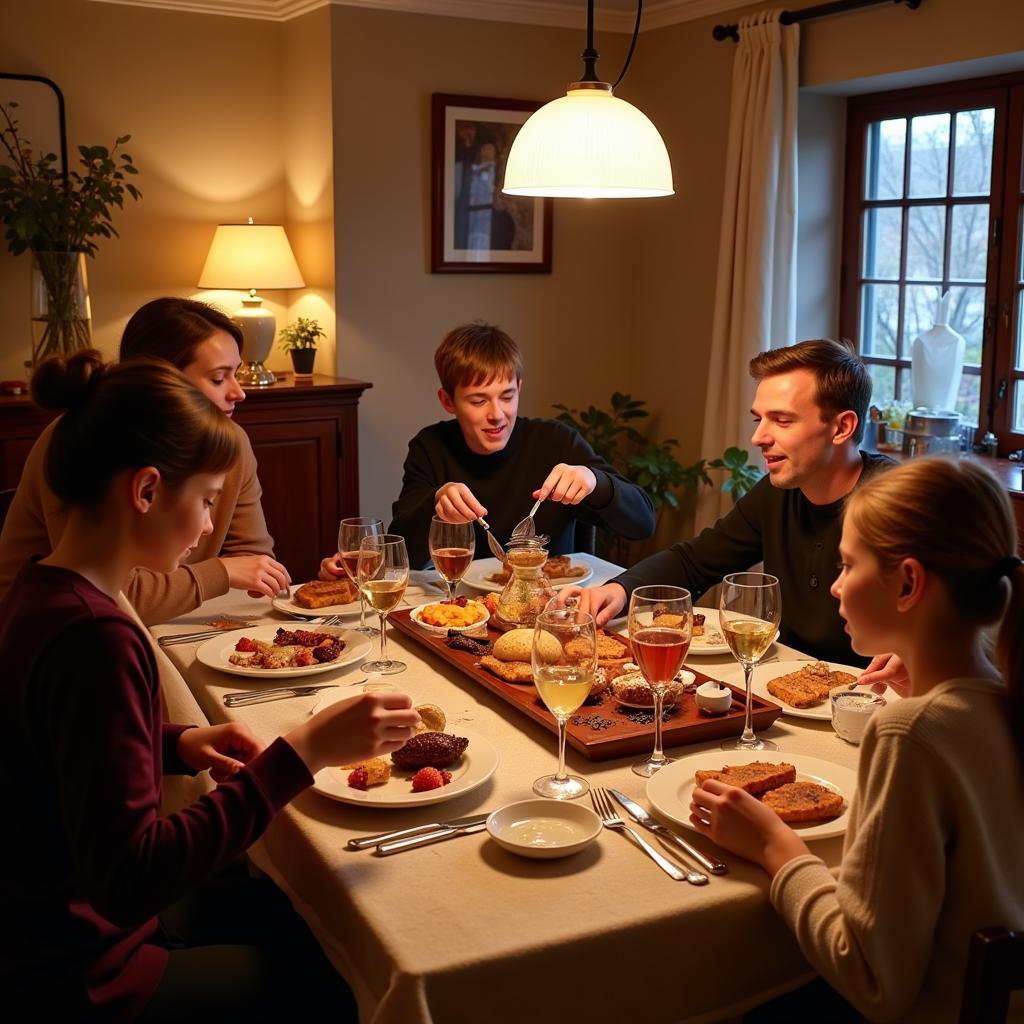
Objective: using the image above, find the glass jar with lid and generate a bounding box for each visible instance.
[495,536,555,629]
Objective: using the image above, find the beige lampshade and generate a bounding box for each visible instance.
[198,222,305,289]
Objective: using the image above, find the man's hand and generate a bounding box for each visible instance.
[435,482,486,524]
[857,652,911,697]
[533,464,597,506]
[556,582,626,626]
[319,553,346,581]
[177,722,264,783]
[221,554,292,599]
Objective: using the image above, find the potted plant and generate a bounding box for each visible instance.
[278,317,325,375]
[0,102,141,367]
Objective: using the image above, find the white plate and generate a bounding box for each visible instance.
[462,556,594,593]
[312,729,499,807]
[272,583,361,619]
[715,659,898,721]
[647,750,857,841]
[408,600,490,635]
[688,608,778,657]
[197,625,372,679]
[486,799,601,859]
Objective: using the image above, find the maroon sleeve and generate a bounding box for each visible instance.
[40,618,312,928]
[162,723,197,776]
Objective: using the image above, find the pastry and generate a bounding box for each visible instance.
[492,628,561,664]
[694,761,797,795]
[414,703,447,733]
[293,579,358,608]
[762,781,844,823]
[767,662,856,709]
[480,655,535,683]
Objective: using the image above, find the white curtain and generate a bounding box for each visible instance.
[695,10,799,531]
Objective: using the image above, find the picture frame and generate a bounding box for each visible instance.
[431,93,553,274]
[0,73,68,177]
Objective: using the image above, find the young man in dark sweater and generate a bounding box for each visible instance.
[386,322,656,569]
[563,340,895,668]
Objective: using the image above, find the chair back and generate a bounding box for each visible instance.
[960,926,1024,1023]
[573,521,597,555]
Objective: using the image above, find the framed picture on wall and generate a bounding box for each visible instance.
[431,93,553,273]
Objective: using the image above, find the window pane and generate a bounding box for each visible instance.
[1016,288,1024,371]
[947,285,986,364]
[906,205,945,280]
[955,371,981,427]
[909,113,950,198]
[866,118,905,200]
[952,109,994,197]
[868,363,896,406]
[1014,380,1024,434]
[860,283,899,357]
[904,284,942,355]
[949,204,989,282]
[863,207,902,279]
[897,367,911,402]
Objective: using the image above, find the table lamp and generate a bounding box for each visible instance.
[198,218,305,386]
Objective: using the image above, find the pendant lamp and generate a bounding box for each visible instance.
[503,0,673,199]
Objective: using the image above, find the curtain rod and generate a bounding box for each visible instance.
[712,0,922,43]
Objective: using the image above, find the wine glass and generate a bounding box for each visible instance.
[339,517,382,637]
[719,572,782,751]
[357,534,409,676]
[428,516,475,601]
[628,585,692,778]
[532,605,597,800]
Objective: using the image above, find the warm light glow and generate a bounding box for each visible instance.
[198,221,305,289]
[503,86,673,199]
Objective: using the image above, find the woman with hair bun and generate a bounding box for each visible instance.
[690,457,1024,1023]
[0,352,420,1022]
[0,296,291,625]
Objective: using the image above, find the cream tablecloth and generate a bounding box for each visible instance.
[153,554,860,1024]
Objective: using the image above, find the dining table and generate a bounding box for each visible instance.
[151,552,862,1024]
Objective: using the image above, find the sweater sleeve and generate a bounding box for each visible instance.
[389,435,442,569]
[42,619,312,928]
[769,724,947,1020]
[613,477,766,602]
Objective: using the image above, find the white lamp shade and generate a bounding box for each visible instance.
[198,223,305,290]
[502,87,674,199]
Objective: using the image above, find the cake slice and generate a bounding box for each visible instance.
[293,579,358,609]
[762,781,845,823]
[694,761,797,795]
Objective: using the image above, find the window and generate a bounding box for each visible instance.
[840,75,1024,452]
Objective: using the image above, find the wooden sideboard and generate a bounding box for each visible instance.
[0,373,372,583]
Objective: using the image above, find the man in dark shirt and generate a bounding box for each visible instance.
[384,322,656,569]
[563,339,894,666]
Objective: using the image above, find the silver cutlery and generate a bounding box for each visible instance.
[476,516,506,561]
[223,684,339,707]
[590,787,706,884]
[376,819,489,855]
[159,616,344,647]
[347,813,490,851]
[609,788,726,875]
[510,498,542,541]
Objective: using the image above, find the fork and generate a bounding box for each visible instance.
[476,517,506,561]
[158,615,343,647]
[510,499,542,541]
[223,684,339,707]
[590,788,707,884]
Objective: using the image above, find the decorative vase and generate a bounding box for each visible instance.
[30,251,92,368]
[289,348,316,376]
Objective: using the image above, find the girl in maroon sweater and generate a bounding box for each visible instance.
[0,352,420,1022]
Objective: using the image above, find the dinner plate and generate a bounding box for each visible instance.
[714,659,898,721]
[312,729,499,807]
[687,609,778,658]
[272,583,361,619]
[462,556,594,594]
[647,750,857,841]
[408,600,490,635]
[196,625,372,679]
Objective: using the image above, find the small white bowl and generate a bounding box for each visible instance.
[695,680,733,714]
[486,799,601,859]
[409,600,490,635]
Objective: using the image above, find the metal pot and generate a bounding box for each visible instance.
[902,408,960,457]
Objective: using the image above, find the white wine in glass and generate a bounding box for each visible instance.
[720,572,781,751]
[532,605,597,800]
[339,517,383,637]
[358,534,409,675]
[428,516,475,601]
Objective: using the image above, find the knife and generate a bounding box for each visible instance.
[375,819,489,856]
[346,813,490,851]
[609,788,728,875]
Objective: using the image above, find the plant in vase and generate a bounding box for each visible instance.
[0,102,141,367]
[278,317,325,376]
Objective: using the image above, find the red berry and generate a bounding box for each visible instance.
[347,768,369,790]
[411,767,445,792]
[440,770,452,785]
[235,637,258,652]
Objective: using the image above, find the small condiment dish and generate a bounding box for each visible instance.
[831,690,886,744]
[695,681,733,714]
[486,799,601,859]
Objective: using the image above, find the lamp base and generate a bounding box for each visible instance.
[237,360,276,387]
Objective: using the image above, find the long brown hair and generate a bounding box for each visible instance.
[845,457,1022,757]
[119,297,243,368]
[32,350,239,507]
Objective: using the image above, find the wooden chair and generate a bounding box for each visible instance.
[0,488,15,531]
[960,926,1024,1023]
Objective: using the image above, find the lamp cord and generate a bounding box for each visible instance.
[612,0,642,91]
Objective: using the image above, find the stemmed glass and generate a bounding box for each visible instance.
[339,516,383,637]
[357,534,409,676]
[629,585,692,778]
[428,516,475,601]
[719,572,782,751]
[532,604,597,800]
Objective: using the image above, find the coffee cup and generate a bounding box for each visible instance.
[830,690,885,744]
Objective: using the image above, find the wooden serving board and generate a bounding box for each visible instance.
[388,609,783,762]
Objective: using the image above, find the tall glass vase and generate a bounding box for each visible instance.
[30,251,92,367]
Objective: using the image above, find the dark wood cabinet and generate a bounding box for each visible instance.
[0,373,371,583]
